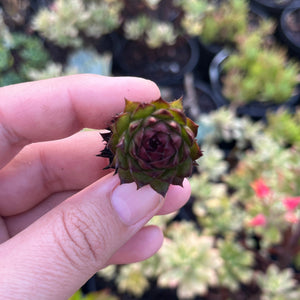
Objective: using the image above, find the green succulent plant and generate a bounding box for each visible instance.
[157,221,222,299]
[98,98,202,197]
[256,264,300,300]
[175,0,248,47]
[33,0,123,48]
[266,110,300,147]
[124,15,178,48]
[116,263,150,297]
[222,22,299,104]
[69,289,119,300]
[107,254,161,297]
[0,31,49,86]
[200,0,248,46]
[217,238,254,291]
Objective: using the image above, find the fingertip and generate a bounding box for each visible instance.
[112,76,161,102]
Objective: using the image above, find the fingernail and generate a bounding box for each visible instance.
[111,183,162,225]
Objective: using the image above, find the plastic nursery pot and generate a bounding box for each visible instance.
[279,1,300,57]
[250,0,294,17]
[195,40,223,82]
[209,49,300,120]
[113,36,200,86]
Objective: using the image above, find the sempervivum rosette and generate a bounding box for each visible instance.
[98,97,202,196]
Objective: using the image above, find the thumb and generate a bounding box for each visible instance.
[0,173,164,299]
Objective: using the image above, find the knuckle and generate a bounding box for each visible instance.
[53,206,111,269]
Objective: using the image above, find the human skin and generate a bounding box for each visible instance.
[0,75,191,299]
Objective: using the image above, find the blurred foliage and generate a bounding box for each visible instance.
[175,0,248,47]
[256,265,300,300]
[266,109,300,147]
[69,289,119,300]
[217,237,254,291]
[157,221,222,299]
[124,16,178,48]
[223,21,299,104]
[2,1,300,299]
[33,0,123,48]
[0,9,50,86]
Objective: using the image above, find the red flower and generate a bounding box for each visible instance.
[284,211,299,224]
[248,214,267,227]
[251,179,271,198]
[283,196,300,211]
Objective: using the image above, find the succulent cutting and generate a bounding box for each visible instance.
[98,97,202,196]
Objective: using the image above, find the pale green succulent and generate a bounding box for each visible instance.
[256,265,300,300]
[69,289,119,300]
[217,238,254,291]
[266,110,300,147]
[33,0,122,47]
[124,16,150,41]
[146,21,178,48]
[196,144,228,180]
[124,16,178,48]
[116,263,150,297]
[27,62,77,81]
[143,0,162,9]
[193,195,245,237]
[157,221,222,299]
[197,107,264,149]
[115,254,161,297]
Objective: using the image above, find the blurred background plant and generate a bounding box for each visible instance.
[123,15,178,48]
[0,9,50,86]
[33,0,123,48]
[1,0,300,299]
[222,21,299,104]
[175,0,249,49]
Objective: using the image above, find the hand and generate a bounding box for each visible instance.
[0,75,191,299]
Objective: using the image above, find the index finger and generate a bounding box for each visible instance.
[0,75,161,168]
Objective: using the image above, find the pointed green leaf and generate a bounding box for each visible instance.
[116,148,129,169]
[186,117,199,137]
[176,157,193,177]
[116,113,130,135]
[132,172,153,186]
[153,109,174,120]
[170,97,183,110]
[181,126,194,146]
[132,104,155,120]
[124,99,140,114]
[160,169,176,183]
[170,109,186,125]
[190,141,202,161]
[118,168,134,184]
[171,176,184,186]
[152,97,170,109]
[150,179,170,197]
[128,157,142,172]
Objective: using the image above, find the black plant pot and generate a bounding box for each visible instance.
[209,49,300,120]
[178,79,222,121]
[113,36,200,86]
[194,39,223,83]
[279,1,300,57]
[250,0,294,17]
